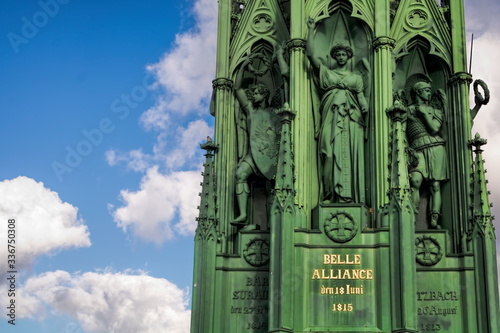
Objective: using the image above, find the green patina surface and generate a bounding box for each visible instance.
[191,1,499,332]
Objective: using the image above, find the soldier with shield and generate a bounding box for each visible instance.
[231,54,281,227]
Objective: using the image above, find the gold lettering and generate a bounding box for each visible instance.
[311,269,374,280]
[322,254,363,265]
[345,284,364,295]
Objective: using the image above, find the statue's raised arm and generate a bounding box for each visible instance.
[234,57,252,113]
[306,17,322,71]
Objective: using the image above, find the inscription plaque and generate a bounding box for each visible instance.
[228,273,269,332]
[416,271,463,332]
[305,250,378,329]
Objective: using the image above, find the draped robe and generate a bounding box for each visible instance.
[318,64,366,203]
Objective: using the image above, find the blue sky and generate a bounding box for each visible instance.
[1,0,500,332]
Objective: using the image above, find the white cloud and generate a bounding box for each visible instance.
[164,120,212,170]
[0,177,91,273]
[107,0,216,244]
[141,0,217,130]
[107,119,211,244]
[465,0,500,294]
[465,0,500,38]
[140,98,171,131]
[105,149,119,166]
[20,270,190,333]
[112,167,202,244]
[105,148,150,172]
[107,116,212,244]
[466,0,500,218]
[107,119,212,173]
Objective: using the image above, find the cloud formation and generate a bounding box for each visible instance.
[464,0,500,287]
[112,167,202,244]
[107,120,212,173]
[108,0,217,244]
[106,148,151,172]
[466,0,500,214]
[465,0,500,38]
[0,176,91,273]
[141,0,217,130]
[163,120,212,170]
[20,270,190,333]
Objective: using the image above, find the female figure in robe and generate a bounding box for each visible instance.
[306,18,369,204]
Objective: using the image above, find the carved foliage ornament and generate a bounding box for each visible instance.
[195,218,217,242]
[372,36,396,51]
[286,38,306,53]
[212,77,233,91]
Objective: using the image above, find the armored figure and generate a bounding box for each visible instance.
[406,79,448,228]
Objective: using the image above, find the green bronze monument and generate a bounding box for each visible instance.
[191,0,499,332]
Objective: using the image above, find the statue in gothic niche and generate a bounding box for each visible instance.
[396,74,448,228]
[231,53,281,227]
[306,17,370,204]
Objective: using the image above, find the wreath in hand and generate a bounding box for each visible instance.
[473,79,490,106]
[248,53,271,77]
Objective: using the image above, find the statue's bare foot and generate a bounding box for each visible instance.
[231,215,247,226]
[430,211,441,229]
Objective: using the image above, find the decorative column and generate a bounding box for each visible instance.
[289,0,315,223]
[448,0,471,253]
[269,107,296,333]
[448,72,473,252]
[191,141,218,333]
[211,77,235,253]
[372,36,396,211]
[215,0,231,79]
[212,0,236,254]
[448,0,467,73]
[286,38,315,224]
[386,102,418,333]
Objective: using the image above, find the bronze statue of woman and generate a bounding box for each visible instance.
[306,17,369,204]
